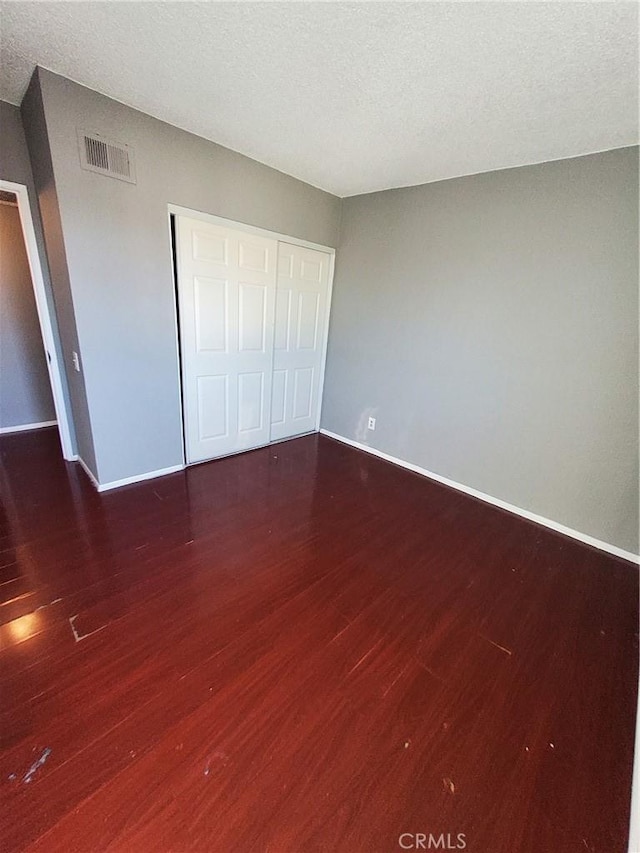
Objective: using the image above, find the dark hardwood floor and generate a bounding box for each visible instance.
[0,427,637,852]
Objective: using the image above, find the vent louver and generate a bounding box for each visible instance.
[78,130,136,184]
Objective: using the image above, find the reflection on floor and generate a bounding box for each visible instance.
[0,427,637,852]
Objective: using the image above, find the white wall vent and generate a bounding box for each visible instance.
[77,129,136,184]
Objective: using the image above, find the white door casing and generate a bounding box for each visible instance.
[0,180,75,460]
[271,243,330,442]
[176,216,277,463]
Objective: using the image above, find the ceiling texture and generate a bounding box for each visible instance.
[0,2,637,197]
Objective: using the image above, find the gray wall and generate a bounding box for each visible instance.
[0,99,76,448]
[21,76,100,474]
[34,68,342,484]
[0,202,55,428]
[322,147,639,554]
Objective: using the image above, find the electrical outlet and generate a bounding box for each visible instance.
[72,351,80,372]
[367,417,376,430]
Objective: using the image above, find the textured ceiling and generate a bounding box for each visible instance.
[0,2,637,197]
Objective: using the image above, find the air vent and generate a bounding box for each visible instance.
[77,129,136,184]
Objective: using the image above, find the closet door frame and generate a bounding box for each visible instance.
[168,204,336,466]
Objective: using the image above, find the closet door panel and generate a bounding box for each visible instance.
[176,216,277,463]
[271,243,330,442]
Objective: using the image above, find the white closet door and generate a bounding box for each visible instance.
[175,216,277,463]
[271,243,330,442]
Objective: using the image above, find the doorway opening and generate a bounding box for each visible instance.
[0,179,74,460]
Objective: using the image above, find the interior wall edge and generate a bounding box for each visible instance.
[75,455,100,490]
[320,429,640,566]
[19,71,98,471]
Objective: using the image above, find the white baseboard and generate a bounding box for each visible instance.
[320,429,639,565]
[0,420,57,435]
[77,456,100,490]
[98,464,184,492]
[77,457,184,492]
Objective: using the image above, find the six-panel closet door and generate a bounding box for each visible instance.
[175,214,331,465]
[175,216,278,463]
[271,242,330,442]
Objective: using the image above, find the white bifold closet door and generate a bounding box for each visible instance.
[270,242,330,442]
[175,215,330,465]
[175,216,278,464]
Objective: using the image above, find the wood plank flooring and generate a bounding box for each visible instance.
[0,427,637,852]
